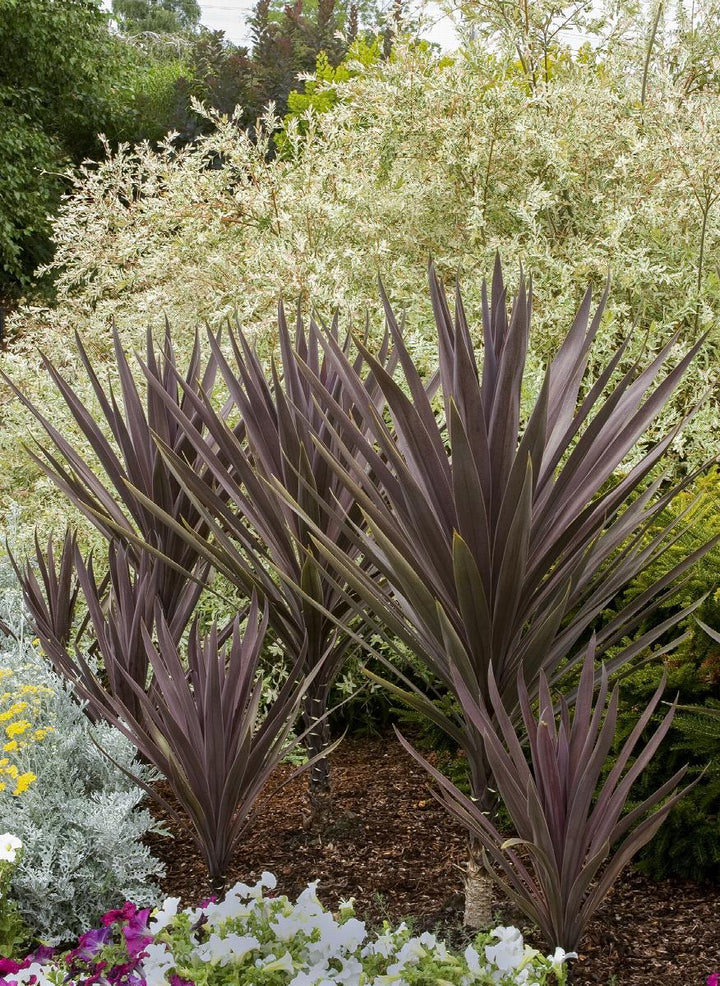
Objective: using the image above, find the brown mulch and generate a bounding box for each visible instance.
[146,733,720,986]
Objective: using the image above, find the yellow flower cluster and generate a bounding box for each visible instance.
[0,670,53,797]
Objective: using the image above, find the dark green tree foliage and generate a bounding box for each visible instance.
[112,0,201,34]
[244,0,345,122]
[0,0,129,304]
[125,31,256,145]
[613,614,720,883]
[115,40,199,144]
[597,468,720,881]
[0,117,59,310]
[132,0,354,144]
[189,31,254,119]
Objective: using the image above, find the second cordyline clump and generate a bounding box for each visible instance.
[9,257,715,956]
[275,258,716,933]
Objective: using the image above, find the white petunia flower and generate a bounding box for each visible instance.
[202,886,254,926]
[140,942,176,986]
[288,962,336,986]
[0,833,22,863]
[362,928,403,959]
[485,926,525,971]
[194,932,261,966]
[260,950,295,974]
[336,955,363,984]
[5,963,53,986]
[546,946,577,970]
[148,896,180,933]
[386,936,427,974]
[257,871,278,894]
[464,943,482,974]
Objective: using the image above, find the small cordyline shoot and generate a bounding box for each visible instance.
[278,258,715,923]
[35,590,318,889]
[13,531,80,684]
[18,536,203,725]
[134,306,397,823]
[398,637,694,953]
[3,325,222,624]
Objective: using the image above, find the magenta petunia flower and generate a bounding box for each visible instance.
[0,959,28,975]
[122,907,153,959]
[65,926,113,963]
[28,947,55,964]
[102,901,140,927]
[707,974,719,986]
[83,961,109,986]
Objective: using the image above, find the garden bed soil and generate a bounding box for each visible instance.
[146,733,720,986]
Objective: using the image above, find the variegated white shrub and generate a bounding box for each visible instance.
[3,32,720,544]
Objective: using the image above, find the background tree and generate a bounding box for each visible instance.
[0,0,133,307]
[112,0,202,34]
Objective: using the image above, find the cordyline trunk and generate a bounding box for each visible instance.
[464,843,494,929]
[463,748,497,928]
[301,686,333,827]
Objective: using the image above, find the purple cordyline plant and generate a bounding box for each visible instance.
[6,326,222,729]
[271,258,716,927]
[17,538,162,724]
[125,306,399,822]
[397,637,694,952]
[3,326,222,626]
[9,308,395,826]
[20,583,323,888]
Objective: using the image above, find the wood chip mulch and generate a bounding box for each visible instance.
[145,733,720,986]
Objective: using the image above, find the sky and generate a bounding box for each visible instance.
[180,0,458,49]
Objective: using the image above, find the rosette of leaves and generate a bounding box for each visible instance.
[25,579,319,888]
[398,638,693,952]
[273,258,716,923]
[129,306,398,823]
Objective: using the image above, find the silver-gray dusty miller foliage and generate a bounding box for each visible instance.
[0,536,164,944]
